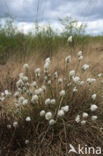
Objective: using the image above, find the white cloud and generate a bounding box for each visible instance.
[0,0,103,35]
[87,19,103,35]
[17,22,34,34]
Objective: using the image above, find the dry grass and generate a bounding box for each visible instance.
[0,42,103,156]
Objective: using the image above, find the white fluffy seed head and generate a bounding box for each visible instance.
[78,51,82,57]
[31,81,37,87]
[48,80,51,85]
[60,90,65,96]
[87,78,96,84]
[82,64,89,71]
[19,73,24,78]
[14,91,19,98]
[67,36,72,42]
[7,124,12,129]
[35,68,40,77]
[45,57,51,64]
[44,62,49,71]
[25,140,29,144]
[23,99,28,105]
[81,120,86,125]
[57,110,64,117]
[42,85,46,91]
[72,76,80,84]
[91,94,96,101]
[45,112,52,120]
[38,88,43,94]
[58,78,63,84]
[75,115,80,123]
[69,70,75,77]
[31,95,39,103]
[16,79,24,88]
[80,81,84,86]
[40,110,46,117]
[18,96,25,104]
[90,104,98,112]
[34,89,40,95]
[35,68,40,74]
[78,55,83,61]
[82,112,88,118]
[13,121,18,128]
[73,87,78,93]
[1,92,5,96]
[25,117,31,122]
[98,73,102,78]
[54,72,58,79]
[4,90,9,95]
[51,99,56,105]
[0,97,5,101]
[61,105,69,112]
[21,76,28,82]
[23,64,29,70]
[45,98,51,105]
[91,115,98,121]
[65,56,71,63]
[49,119,56,125]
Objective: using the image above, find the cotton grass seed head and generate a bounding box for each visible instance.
[78,51,82,57]
[73,87,78,93]
[87,78,96,84]
[81,120,86,125]
[78,55,83,61]
[91,115,98,121]
[72,76,80,84]
[45,57,51,64]
[58,78,63,84]
[57,110,64,117]
[91,94,96,101]
[14,91,20,98]
[31,81,37,87]
[35,68,40,77]
[45,98,51,105]
[54,72,58,79]
[51,99,56,105]
[13,121,18,128]
[61,105,69,112]
[75,115,80,123]
[82,64,89,71]
[23,99,28,105]
[67,36,72,42]
[65,56,71,64]
[82,112,88,118]
[31,95,39,103]
[45,112,52,120]
[60,90,65,96]
[98,73,102,78]
[25,117,31,122]
[40,110,46,117]
[69,70,75,77]
[23,64,29,70]
[7,124,12,129]
[25,140,29,144]
[49,119,56,126]
[90,104,98,111]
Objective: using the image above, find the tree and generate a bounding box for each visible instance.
[59,16,87,37]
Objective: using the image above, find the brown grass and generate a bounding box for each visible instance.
[0,42,103,155]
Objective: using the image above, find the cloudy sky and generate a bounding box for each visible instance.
[0,0,103,35]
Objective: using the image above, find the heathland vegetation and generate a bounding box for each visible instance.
[0,16,103,155]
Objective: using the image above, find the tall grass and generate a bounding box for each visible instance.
[0,17,103,64]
